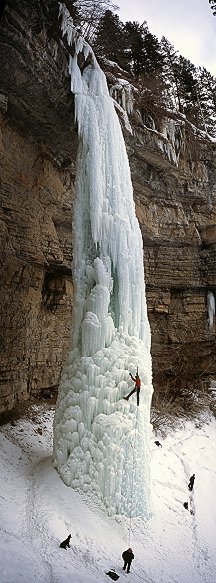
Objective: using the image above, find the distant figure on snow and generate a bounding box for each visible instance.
[124,372,141,406]
[188,474,195,492]
[183,501,189,510]
[155,440,162,448]
[60,534,71,549]
[122,548,134,573]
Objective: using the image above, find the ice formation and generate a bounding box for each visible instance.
[53,4,153,518]
[110,79,134,115]
[207,291,215,329]
[158,118,184,167]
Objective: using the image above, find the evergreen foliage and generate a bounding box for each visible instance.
[63,2,216,138]
[160,37,182,110]
[142,29,164,75]
[209,0,216,15]
[196,67,216,134]
[124,20,147,75]
[92,10,128,69]
[176,57,198,116]
[124,21,164,76]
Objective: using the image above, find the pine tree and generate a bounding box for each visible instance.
[162,52,200,122]
[160,36,181,110]
[160,38,216,135]
[124,21,164,76]
[93,10,128,69]
[62,0,216,138]
[209,0,216,15]
[124,21,147,75]
[196,67,216,135]
[177,56,199,118]
[142,30,164,75]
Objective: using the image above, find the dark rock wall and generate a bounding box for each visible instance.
[0,0,215,414]
[0,0,76,413]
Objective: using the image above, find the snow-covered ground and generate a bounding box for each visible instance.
[0,403,216,583]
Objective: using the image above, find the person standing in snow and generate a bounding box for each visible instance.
[124,372,141,406]
[188,474,195,491]
[122,548,134,573]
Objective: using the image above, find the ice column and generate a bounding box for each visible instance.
[207,291,215,329]
[53,4,153,518]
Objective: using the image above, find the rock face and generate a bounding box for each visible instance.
[0,1,216,415]
[0,0,76,413]
[128,118,216,393]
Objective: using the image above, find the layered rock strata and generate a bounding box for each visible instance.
[0,0,216,415]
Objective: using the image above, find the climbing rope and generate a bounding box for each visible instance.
[128,406,139,547]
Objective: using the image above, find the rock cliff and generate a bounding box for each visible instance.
[0,0,215,415]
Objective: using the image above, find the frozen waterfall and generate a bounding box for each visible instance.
[53,4,153,518]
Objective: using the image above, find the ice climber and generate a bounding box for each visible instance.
[124,371,141,406]
[122,548,134,573]
[188,474,195,491]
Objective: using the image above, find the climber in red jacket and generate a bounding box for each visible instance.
[124,371,141,406]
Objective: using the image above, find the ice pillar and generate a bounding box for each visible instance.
[53,4,153,518]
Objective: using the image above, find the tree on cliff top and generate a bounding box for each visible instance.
[62,1,216,137]
[64,0,119,41]
[124,21,164,76]
[93,10,129,69]
[196,67,216,135]
[209,0,216,15]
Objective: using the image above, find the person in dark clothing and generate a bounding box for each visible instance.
[59,534,71,549]
[155,440,162,448]
[122,548,134,573]
[188,474,195,491]
[124,372,141,406]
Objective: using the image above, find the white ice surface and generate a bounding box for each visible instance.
[1,406,216,583]
[54,4,153,517]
